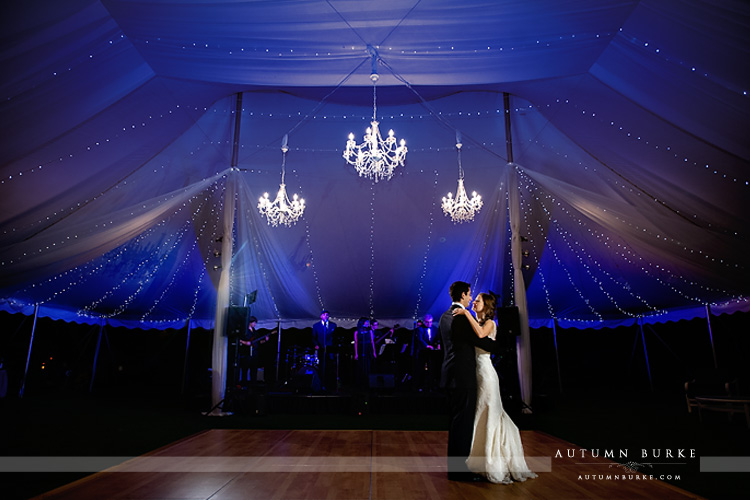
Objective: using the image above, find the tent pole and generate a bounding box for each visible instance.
[503,92,514,163]
[230,93,243,168]
[552,319,563,394]
[639,317,653,392]
[209,178,235,414]
[19,303,40,398]
[275,320,282,383]
[181,320,192,395]
[705,304,718,370]
[89,317,104,393]
[208,92,242,415]
[504,91,533,412]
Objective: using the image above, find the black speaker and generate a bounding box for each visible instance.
[369,373,395,389]
[496,307,521,336]
[291,364,321,393]
[225,306,250,337]
[226,389,267,416]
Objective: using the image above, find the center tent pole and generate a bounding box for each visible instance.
[209,93,242,415]
[504,92,533,412]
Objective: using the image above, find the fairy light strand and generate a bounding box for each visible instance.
[413,168,439,319]
[518,169,743,321]
[521,169,743,299]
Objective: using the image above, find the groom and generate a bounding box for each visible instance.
[439,281,497,481]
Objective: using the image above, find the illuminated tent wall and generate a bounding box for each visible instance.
[2,3,748,337]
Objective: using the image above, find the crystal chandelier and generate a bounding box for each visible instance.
[258,135,305,227]
[343,56,407,182]
[442,138,482,223]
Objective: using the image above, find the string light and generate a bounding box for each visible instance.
[526,172,740,303]
[3,41,746,328]
[368,183,376,318]
[13,182,223,325]
[140,235,202,322]
[537,97,748,189]
[246,208,281,321]
[623,32,745,96]
[79,223,188,316]
[128,30,616,61]
[3,34,128,104]
[413,169,439,319]
[519,108,745,267]
[471,187,501,293]
[517,169,744,322]
[301,217,325,311]
[0,102,192,188]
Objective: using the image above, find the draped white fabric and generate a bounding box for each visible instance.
[1,0,748,334]
[210,172,236,413]
[508,166,533,410]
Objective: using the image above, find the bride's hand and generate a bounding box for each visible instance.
[452,308,467,317]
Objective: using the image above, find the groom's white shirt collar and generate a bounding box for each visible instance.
[451,302,465,309]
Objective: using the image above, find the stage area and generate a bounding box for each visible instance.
[34,429,703,499]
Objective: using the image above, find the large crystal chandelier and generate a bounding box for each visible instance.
[258,135,305,227]
[343,54,407,182]
[442,137,482,223]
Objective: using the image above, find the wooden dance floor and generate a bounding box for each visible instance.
[35,429,703,499]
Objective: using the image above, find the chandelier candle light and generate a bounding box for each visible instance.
[442,132,482,223]
[258,135,305,227]
[343,51,407,182]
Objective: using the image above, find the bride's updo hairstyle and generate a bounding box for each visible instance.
[479,292,497,324]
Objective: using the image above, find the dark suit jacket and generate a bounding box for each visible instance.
[415,325,439,351]
[312,320,336,349]
[439,304,497,389]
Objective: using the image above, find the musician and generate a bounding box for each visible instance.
[353,317,377,389]
[415,314,441,391]
[374,322,400,374]
[238,316,270,385]
[417,314,439,351]
[370,318,384,356]
[312,309,337,391]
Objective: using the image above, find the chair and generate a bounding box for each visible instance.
[684,377,734,414]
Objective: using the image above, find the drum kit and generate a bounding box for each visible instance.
[280,332,353,392]
[279,346,322,392]
[229,327,352,392]
[285,346,319,374]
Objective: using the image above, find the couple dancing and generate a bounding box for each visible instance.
[439,281,537,484]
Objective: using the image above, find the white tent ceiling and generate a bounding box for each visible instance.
[1,0,748,330]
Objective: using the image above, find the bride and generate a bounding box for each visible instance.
[453,292,537,484]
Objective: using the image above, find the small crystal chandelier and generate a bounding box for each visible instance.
[343,51,407,182]
[442,134,482,223]
[258,135,305,227]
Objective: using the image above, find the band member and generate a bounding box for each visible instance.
[354,317,376,389]
[237,316,258,384]
[312,309,337,391]
[416,314,441,391]
[374,323,400,374]
[238,316,274,384]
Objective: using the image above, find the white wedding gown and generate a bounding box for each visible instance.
[466,322,537,484]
